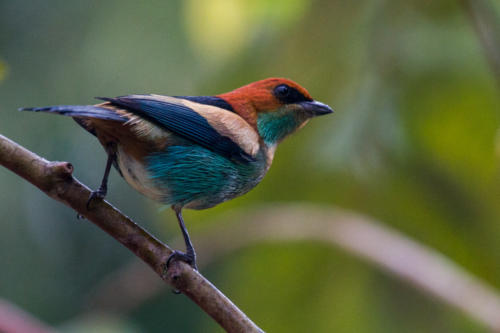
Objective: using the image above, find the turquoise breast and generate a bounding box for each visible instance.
[146,144,267,209]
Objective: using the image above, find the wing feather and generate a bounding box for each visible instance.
[97,95,258,163]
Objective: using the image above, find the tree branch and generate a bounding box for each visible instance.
[90,206,500,332]
[0,134,263,333]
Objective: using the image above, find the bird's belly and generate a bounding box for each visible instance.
[146,145,267,210]
[116,146,165,201]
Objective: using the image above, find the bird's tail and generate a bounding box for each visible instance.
[19,105,126,122]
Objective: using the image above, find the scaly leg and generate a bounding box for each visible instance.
[86,144,116,210]
[166,208,198,270]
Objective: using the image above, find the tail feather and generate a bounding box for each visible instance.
[19,105,126,122]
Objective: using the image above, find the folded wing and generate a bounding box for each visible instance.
[97,95,259,163]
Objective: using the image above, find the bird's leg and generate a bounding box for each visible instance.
[86,143,116,210]
[166,208,198,270]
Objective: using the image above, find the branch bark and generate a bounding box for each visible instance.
[0,134,263,333]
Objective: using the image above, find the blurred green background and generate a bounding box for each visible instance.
[1,0,499,332]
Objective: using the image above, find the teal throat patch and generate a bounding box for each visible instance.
[257,109,301,145]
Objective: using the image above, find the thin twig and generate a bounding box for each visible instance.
[0,134,263,333]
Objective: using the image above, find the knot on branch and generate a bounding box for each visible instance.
[43,161,74,196]
[163,261,191,291]
[47,161,73,179]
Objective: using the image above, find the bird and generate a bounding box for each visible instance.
[21,78,333,270]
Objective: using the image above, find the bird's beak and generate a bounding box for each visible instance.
[299,100,334,117]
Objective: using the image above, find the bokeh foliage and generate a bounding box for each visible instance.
[0,0,499,332]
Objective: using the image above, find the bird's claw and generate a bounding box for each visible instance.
[86,189,106,210]
[166,250,198,271]
[166,250,198,294]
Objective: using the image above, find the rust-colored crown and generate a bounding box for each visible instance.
[217,78,312,128]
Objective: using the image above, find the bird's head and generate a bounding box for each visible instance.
[218,78,333,145]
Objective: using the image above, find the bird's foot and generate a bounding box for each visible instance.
[166,250,198,294]
[77,189,105,218]
[166,250,198,271]
[86,188,106,210]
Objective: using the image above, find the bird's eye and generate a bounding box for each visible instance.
[274,85,290,98]
[273,83,311,104]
